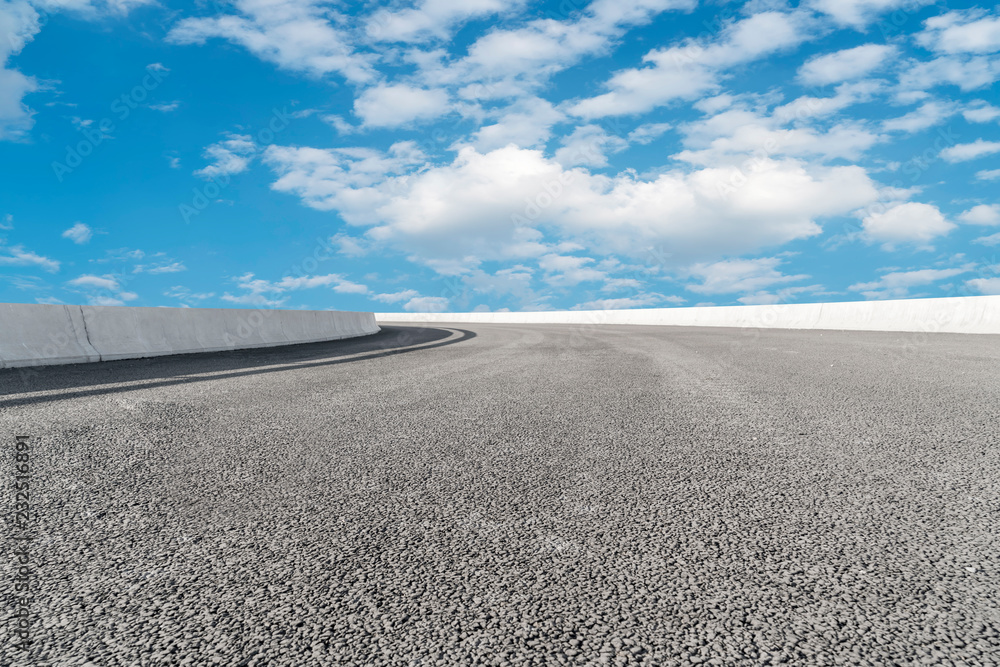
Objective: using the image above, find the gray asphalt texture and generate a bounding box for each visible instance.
[2,323,999,666]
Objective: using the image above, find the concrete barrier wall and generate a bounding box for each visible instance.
[0,304,100,367]
[376,295,1000,335]
[0,304,380,368]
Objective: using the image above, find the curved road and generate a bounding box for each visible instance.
[2,323,999,666]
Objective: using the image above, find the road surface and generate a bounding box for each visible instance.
[1,323,998,666]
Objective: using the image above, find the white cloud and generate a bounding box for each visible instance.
[917,10,1000,55]
[586,0,696,25]
[404,295,449,312]
[372,289,419,303]
[849,266,970,299]
[568,11,811,118]
[146,262,188,274]
[167,0,375,82]
[264,142,427,218]
[0,0,41,141]
[1,213,13,230]
[941,139,1000,162]
[685,256,809,295]
[553,124,628,168]
[280,274,368,293]
[323,114,357,135]
[898,54,1000,92]
[469,97,564,152]
[68,274,118,290]
[33,0,154,15]
[737,285,820,305]
[165,286,215,304]
[538,254,605,287]
[861,202,954,247]
[222,272,369,306]
[966,277,1000,294]
[690,11,810,66]
[149,101,180,112]
[678,84,886,166]
[7,275,47,291]
[962,100,1000,123]
[221,292,287,307]
[353,84,450,128]
[693,94,733,114]
[566,51,716,119]
[976,168,1000,180]
[334,279,370,294]
[0,0,40,47]
[959,204,1000,225]
[974,232,1000,246]
[265,144,881,268]
[774,80,883,123]
[280,274,364,292]
[0,68,37,141]
[601,277,643,292]
[675,105,881,165]
[102,248,145,262]
[0,245,60,272]
[446,21,605,90]
[627,122,672,145]
[61,222,93,244]
[367,0,525,43]
[330,233,370,257]
[66,272,139,304]
[797,44,896,86]
[882,100,955,133]
[88,296,124,306]
[809,0,935,29]
[196,134,257,179]
[573,293,670,310]
[461,265,545,308]
[432,0,696,101]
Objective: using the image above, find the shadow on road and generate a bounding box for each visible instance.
[0,326,475,407]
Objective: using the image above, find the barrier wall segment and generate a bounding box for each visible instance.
[376,295,1000,335]
[0,304,380,369]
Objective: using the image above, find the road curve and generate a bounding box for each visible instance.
[1,323,998,666]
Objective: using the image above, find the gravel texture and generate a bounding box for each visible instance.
[1,323,999,666]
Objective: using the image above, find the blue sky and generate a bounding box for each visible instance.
[1,0,999,313]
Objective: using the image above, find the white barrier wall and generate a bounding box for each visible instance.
[377,295,1000,335]
[0,304,100,367]
[0,304,380,368]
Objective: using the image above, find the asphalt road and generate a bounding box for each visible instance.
[2,323,999,666]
